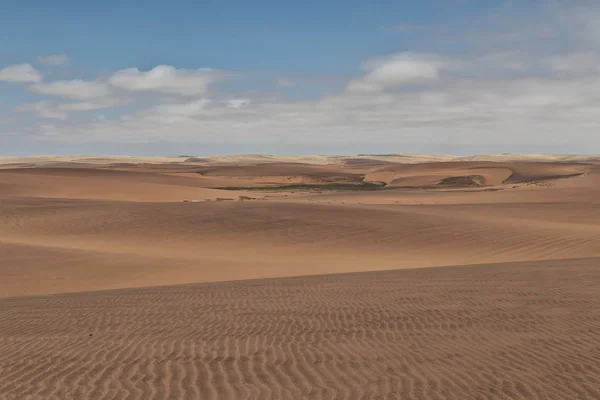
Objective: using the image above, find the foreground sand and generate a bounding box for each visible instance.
[2,259,600,399]
[1,154,600,399]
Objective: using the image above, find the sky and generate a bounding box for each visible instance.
[1,0,599,156]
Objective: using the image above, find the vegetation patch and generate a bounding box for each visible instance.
[215,182,387,192]
[436,176,483,187]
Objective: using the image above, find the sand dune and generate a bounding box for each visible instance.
[2,259,600,399]
[1,158,600,298]
[2,194,600,297]
[364,161,592,187]
[0,167,258,202]
[3,152,599,169]
[0,153,457,167]
[1,154,600,399]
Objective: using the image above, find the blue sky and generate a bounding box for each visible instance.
[2,1,501,73]
[1,0,599,155]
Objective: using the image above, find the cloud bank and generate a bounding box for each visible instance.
[3,2,600,154]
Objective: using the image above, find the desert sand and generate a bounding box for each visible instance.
[1,154,600,399]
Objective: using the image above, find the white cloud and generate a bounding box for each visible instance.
[364,53,445,84]
[345,80,382,93]
[36,54,600,149]
[60,97,129,111]
[227,99,250,108]
[16,97,129,120]
[137,98,250,124]
[16,101,68,120]
[0,64,43,83]
[545,52,600,75]
[108,65,227,95]
[153,99,212,117]
[31,80,110,99]
[346,53,447,93]
[38,55,69,66]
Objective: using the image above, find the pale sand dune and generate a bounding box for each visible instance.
[3,152,599,168]
[0,153,458,167]
[1,155,600,399]
[1,259,600,399]
[456,153,600,162]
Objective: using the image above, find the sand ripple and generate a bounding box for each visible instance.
[1,258,600,399]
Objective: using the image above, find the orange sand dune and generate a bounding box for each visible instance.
[1,158,599,297]
[0,167,258,202]
[1,155,600,399]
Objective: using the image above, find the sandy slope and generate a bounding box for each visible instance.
[2,259,600,399]
[2,194,600,297]
[1,154,600,399]
[0,168,258,202]
[1,157,599,298]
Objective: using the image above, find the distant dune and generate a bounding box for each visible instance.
[1,154,599,297]
[1,154,600,399]
[2,152,600,168]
